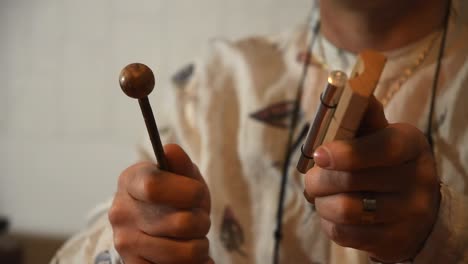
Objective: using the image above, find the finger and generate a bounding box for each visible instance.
[137,208,211,239]
[313,123,429,170]
[304,162,418,197]
[314,192,407,225]
[164,145,209,211]
[320,218,395,252]
[321,218,421,263]
[108,193,136,228]
[127,162,205,208]
[114,228,210,264]
[135,234,210,264]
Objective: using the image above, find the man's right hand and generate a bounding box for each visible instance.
[109,144,212,264]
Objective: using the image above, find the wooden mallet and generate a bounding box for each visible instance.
[119,63,169,170]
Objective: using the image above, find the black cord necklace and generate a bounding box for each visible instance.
[427,0,451,150]
[272,19,320,264]
[272,0,451,262]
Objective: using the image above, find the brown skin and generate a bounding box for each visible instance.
[320,0,448,52]
[110,1,447,262]
[303,0,448,261]
[109,144,213,264]
[304,98,441,262]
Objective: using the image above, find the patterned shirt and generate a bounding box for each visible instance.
[52,2,468,263]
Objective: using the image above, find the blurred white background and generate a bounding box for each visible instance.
[0,0,311,238]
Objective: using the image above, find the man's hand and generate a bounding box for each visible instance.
[304,99,441,262]
[109,144,213,264]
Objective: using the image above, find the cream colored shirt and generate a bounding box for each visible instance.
[52,2,468,264]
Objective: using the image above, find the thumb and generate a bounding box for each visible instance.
[164,144,210,211]
[357,95,388,136]
[163,144,200,180]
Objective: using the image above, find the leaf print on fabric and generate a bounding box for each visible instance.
[220,206,247,257]
[249,101,298,129]
[94,250,111,264]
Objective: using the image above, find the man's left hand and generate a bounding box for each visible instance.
[304,99,441,262]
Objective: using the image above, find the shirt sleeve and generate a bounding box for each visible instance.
[49,202,121,264]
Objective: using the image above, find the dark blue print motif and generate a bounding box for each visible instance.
[220,206,247,257]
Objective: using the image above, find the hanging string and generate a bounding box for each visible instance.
[426,0,451,151]
[272,15,320,264]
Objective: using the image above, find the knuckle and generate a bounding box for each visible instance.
[335,196,354,224]
[170,211,211,238]
[141,176,160,202]
[401,123,430,151]
[135,160,157,168]
[416,133,432,152]
[411,193,432,218]
[191,182,206,204]
[326,222,359,249]
[392,123,427,159]
[113,231,130,254]
[119,162,151,184]
[416,154,438,186]
[304,168,320,195]
[332,171,354,191]
[185,238,209,261]
[194,212,211,237]
[328,222,344,243]
[117,169,131,190]
[337,142,355,168]
[108,199,126,226]
[386,133,405,162]
[171,213,193,237]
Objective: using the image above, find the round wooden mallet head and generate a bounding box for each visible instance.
[118,62,168,170]
[119,63,155,99]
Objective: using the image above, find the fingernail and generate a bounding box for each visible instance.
[313,146,332,168]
